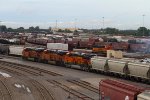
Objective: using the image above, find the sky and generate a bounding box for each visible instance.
[0,0,150,29]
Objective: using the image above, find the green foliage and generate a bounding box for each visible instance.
[137,27,149,36]
[17,27,24,32]
[29,26,35,32]
[64,29,72,33]
[57,28,72,33]
[58,29,63,32]
[35,26,40,31]
[1,25,150,36]
[7,28,13,32]
[105,27,119,34]
[0,25,7,32]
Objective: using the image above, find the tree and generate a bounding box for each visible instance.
[58,29,63,32]
[105,27,119,34]
[17,27,25,32]
[137,27,149,36]
[35,26,40,32]
[29,26,35,32]
[7,28,13,32]
[0,25,7,32]
[64,29,72,33]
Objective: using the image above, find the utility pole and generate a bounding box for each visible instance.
[74,18,77,31]
[55,20,58,31]
[0,21,1,33]
[102,17,105,34]
[142,14,145,36]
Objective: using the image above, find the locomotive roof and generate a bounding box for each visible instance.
[24,47,35,50]
[35,48,45,52]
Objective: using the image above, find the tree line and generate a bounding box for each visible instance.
[0,25,150,36]
[0,25,52,33]
[82,27,150,36]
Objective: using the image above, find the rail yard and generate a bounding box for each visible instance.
[0,33,150,100]
[0,54,148,100]
[1,0,150,99]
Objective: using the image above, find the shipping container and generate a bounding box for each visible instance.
[99,79,145,100]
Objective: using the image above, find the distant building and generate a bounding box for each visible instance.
[52,27,78,32]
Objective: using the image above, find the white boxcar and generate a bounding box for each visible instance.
[9,46,24,56]
[47,43,68,50]
[128,62,150,79]
[91,56,108,71]
[137,90,150,100]
[108,59,127,74]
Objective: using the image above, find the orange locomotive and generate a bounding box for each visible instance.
[22,47,45,61]
[92,45,112,56]
[64,52,96,71]
[22,47,34,59]
[40,49,68,66]
[22,48,96,71]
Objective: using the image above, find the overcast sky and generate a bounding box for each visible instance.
[0,0,150,29]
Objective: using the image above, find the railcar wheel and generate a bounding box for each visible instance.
[34,58,38,62]
[55,61,60,66]
[22,56,27,60]
[82,65,90,72]
[43,60,48,64]
[38,59,43,63]
[65,63,71,68]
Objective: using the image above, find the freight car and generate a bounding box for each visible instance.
[91,56,150,82]
[22,48,150,83]
[99,79,149,100]
[9,46,24,56]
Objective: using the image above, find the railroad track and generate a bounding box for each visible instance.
[30,80,55,100]
[0,62,41,76]
[0,61,56,100]
[0,79,13,100]
[0,65,23,76]
[67,80,99,94]
[0,54,21,60]
[0,60,62,76]
[48,80,95,100]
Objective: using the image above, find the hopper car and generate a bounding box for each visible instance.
[91,56,150,82]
